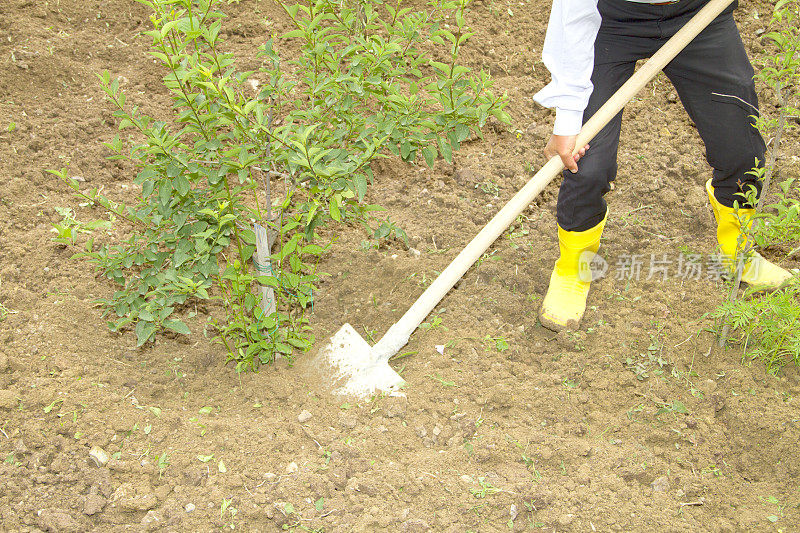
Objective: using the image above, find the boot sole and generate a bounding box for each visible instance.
[538,312,580,333]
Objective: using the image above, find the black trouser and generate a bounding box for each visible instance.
[557,0,766,231]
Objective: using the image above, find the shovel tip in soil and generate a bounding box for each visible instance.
[318,323,406,398]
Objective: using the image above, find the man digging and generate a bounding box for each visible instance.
[534,0,793,331]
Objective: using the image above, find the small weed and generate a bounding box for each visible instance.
[50,206,111,247]
[759,495,785,523]
[624,327,670,380]
[470,477,501,498]
[505,434,544,482]
[463,439,474,456]
[359,239,379,252]
[522,454,543,482]
[712,279,800,373]
[389,350,418,362]
[361,326,377,343]
[475,179,500,197]
[43,399,64,414]
[506,214,532,250]
[406,271,436,288]
[654,400,689,417]
[420,315,446,331]
[427,373,455,387]
[369,217,409,247]
[677,244,701,256]
[0,278,12,323]
[156,451,170,479]
[59,404,85,423]
[221,497,237,529]
[483,335,509,352]
[475,249,500,269]
[167,357,185,379]
[585,318,608,334]
[188,416,207,436]
[566,331,585,351]
[280,502,325,532]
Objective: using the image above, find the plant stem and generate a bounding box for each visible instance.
[222,176,248,272]
[718,86,788,347]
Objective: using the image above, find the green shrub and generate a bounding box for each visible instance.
[51,0,508,370]
[712,279,800,373]
[740,0,800,255]
[715,0,799,373]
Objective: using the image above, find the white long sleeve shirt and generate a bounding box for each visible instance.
[533,0,601,136]
[534,0,670,135]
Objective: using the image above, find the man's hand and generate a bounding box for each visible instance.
[544,135,589,173]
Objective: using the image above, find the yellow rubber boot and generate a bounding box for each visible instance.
[705,179,792,291]
[539,213,607,332]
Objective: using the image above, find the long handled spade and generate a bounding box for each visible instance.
[319,0,736,397]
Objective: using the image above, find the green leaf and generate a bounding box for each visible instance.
[454,123,470,143]
[490,108,512,125]
[173,175,190,196]
[422,145,437,167]
[135,320,157,347]
[301,244,324,255]
[353,174,367,202]
[281,234,302,257]
[447,130,460,152]
[430,61,450,75]
[314,497,324,511]
[163,318,191,335]
[43,399,62,414]
[329,197,341,221]
[159,180,172,207]
[672,401,688,414]
[400,140,411,160]
[142,180,155,198]
[438,136,452,162]
[281,29,305,39]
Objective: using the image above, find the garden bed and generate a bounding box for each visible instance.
[0,0,798,530]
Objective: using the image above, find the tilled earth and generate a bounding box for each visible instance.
[0,0,799,531]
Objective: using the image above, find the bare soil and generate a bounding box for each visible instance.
[1,0,799,531]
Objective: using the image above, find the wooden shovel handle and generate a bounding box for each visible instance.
[370,0,736,361]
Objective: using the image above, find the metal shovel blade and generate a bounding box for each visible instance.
[318,323,405,397]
